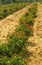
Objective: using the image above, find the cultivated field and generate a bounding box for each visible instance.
[0,2,42,65]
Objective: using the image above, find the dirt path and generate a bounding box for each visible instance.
[0,4,31,43]
[28,3,42,65]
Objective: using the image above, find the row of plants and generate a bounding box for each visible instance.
[16,3,37,37]
[0,3,37,65]
[0,3,29,20]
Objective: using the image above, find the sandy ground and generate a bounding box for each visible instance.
[0,4,31,43]
[28,3,42,65]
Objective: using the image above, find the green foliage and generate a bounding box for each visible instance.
[25,17,34,26]
[0,56,27,65]
[11,56,27,65]
[16,24,33,36]
[0,44,12,56]
[28,3,37,18]
[0,34,28,56]
[0,0,36,4]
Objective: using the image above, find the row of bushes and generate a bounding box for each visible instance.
[16,3,37,37]
[0,3,37,65]
[0,3,29,20]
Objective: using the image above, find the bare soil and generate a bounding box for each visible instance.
[28,3,42,65]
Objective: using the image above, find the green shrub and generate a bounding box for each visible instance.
[16,24,33,36]
[25,16,34,26]
[0,44,13,56]
[0,57,9,65]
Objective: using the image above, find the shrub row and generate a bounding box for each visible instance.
[0,3,29,20]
